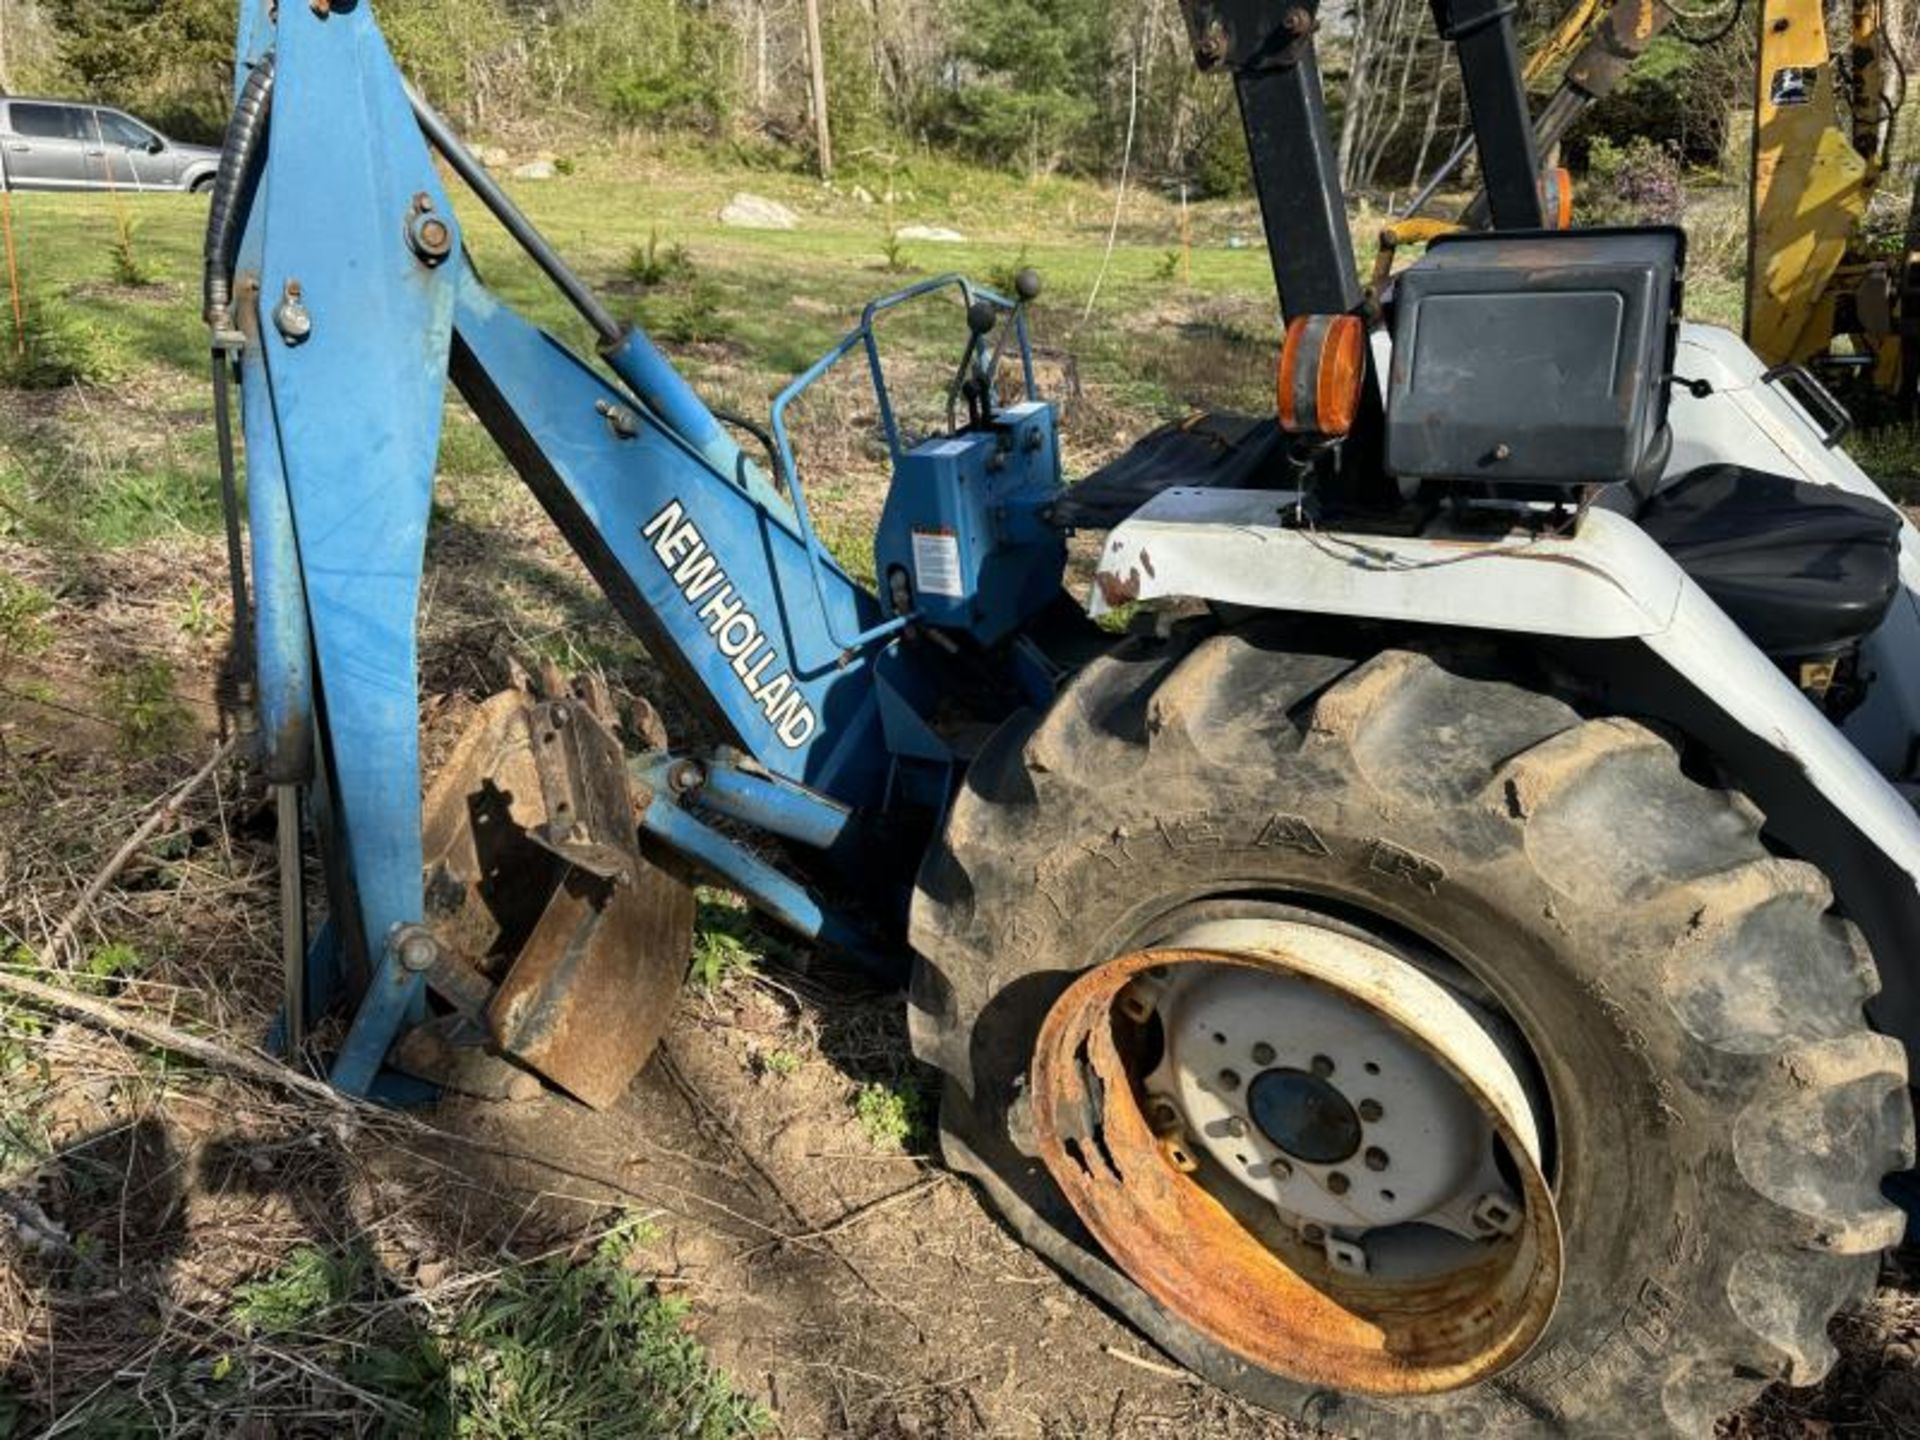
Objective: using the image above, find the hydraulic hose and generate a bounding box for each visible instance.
[203,54,275,709]
[210,353,251,689]
[204,54,275,330]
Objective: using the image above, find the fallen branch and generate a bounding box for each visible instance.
[0,962,355,1114]
[0,962,824,1251]
[43,736,240,966]
[745,1174,944,1257]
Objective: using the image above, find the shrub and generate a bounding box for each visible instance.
[103,656,190,756]
[0,293,125,390]
[854,1076,931,1149]
[624,227,694,288]
[1585,135,1685,227]
[657,277,726,345]
[1192,108,1254,199]
[881,227,910,275]
[109,216,161,288]
[986,244,1033,297]
[0,574,53,674]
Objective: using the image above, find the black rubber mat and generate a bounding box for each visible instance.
[1046,411,1282,530]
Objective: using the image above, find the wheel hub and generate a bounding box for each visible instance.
[1031,915,1562,1396]
[1247,1066,1361,1164]
[1135,958,1525,1243]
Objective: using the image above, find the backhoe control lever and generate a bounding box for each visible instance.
[951,300,1000,430]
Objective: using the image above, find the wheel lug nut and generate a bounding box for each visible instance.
[1358,1098,1384,1123]
[1251,1042,1276,1065]
[1303,1223,1326,1244]
[1217,1068,1241,1091]
[1364,1146,1389,1171]
[1326,1171,1350,1196]
[1310,1054,1335,1077]
[1224,1116,1247,1137]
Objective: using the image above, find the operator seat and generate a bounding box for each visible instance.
[1637,463,1902,663]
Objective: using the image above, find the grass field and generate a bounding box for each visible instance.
[2,141,1919,1436]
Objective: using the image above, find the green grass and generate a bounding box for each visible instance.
[0,148,1866,584]
[78,1229,768,1438]
[689,922,758,989]
[0,949,54,1174]
[853,1075,930,1150]
[1851,422,1920,498]
[0,573,53,669]
[75,941,144,996]
[0,158,1275,567]
[444,1251,766,1438]
[232,1243,368,1335]
[689,891,799,988]
[757,1047,801,1078]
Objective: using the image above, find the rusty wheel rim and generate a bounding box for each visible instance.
[1030,916,1562,1396]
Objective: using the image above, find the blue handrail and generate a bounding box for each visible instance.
[769,274,1038,658]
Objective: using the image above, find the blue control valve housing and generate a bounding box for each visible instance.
[874,396,1066,647]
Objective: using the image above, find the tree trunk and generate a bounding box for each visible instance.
[755,0,769,109]
[1337,0,1374,182]
[803,0,833,177]
[1360,16,1422,188]
[1408,50,1449,190]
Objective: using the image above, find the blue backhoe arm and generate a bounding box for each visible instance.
[213,0,978,1095]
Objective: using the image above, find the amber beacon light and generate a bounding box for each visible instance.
[1277,313,1366,438]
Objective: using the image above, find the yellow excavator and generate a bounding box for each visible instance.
[1384,0,1920,407]
[1747,0,1916,402]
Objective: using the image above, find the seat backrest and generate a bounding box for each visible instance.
[1384,227,1685,489]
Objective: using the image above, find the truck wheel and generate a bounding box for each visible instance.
[908,624,1911,1437]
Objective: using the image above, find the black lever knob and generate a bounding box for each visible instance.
[1014,268,1042,303]
[967,299,998,336]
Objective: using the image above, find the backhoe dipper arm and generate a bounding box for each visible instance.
[1452,0,1674,228]
[216,0,903,1097]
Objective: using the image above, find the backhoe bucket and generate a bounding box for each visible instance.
[412,674,693,1108]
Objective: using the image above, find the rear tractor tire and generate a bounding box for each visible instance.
[908,624,1912,1437]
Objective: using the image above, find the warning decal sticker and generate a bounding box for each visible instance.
[1770,66,1816,107]
[911,527,965,598]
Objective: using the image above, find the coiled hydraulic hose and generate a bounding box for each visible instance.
[204,53,275,331]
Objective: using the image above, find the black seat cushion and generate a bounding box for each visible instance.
[1637,464,1903,658]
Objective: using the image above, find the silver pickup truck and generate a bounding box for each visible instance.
[0,98,221,193]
